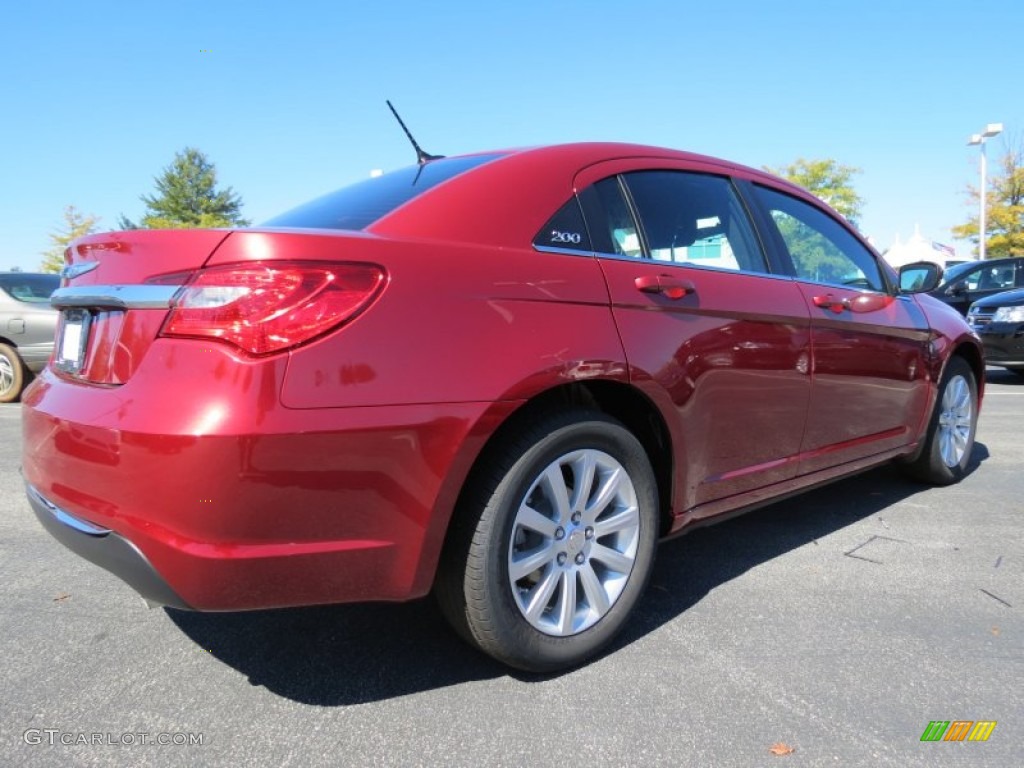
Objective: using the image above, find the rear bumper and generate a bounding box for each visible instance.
[22,359,507,611]
[26,483,191,609]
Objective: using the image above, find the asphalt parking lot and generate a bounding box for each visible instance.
[1,370,1021,767]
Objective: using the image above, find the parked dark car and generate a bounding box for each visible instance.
[22,143,983,672]
[0,272,60,402]
[913,257,1024,315]
[968,287,1024,376]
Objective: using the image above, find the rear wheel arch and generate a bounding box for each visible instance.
[452,381,675,541]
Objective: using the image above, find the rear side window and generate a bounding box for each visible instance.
[622,171,768,273]
[263,153,505,231]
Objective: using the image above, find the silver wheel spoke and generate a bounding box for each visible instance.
[523,566,560,623]
[569,452,597,514]
[516,503,558,538]
[584,467,624,523]
[540,465,572,524]
[593,505,639,538]
[590,542,635,574]
[579,562,610,616]
[510,544,556,581]
[555,571,577,635]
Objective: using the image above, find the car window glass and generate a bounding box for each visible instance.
[976,263,1016,290]
[263,153,506,231]
[533,197,592,252]
[622,171,767,273]
[0,273,60,303]
[754,185,884,291]
[578,177,643,258]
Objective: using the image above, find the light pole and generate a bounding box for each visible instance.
[968,123,1003,260]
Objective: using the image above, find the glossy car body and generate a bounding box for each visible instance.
[968,287,1024,374]
[921,256,1024,315]
[0,272,60,402]
[22,143,984,670]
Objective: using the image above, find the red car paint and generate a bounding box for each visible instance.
[22,143,982,613]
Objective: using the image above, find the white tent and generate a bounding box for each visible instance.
[882,225,964,269]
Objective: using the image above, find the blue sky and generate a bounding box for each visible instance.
[1,0,1020,271]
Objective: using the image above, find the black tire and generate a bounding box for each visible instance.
[0,343,26,403]
[436,409,659,673]
[904,357,978,485]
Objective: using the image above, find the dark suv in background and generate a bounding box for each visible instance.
[968,288,1024,377]
[922,257,1024,315]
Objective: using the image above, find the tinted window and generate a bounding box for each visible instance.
[958,262,1017,291]
[622,171,767,273]
[579,177,643,258]
[533,197,592,252]
[0,273,60,303]
[263,154,505,231]
[754,185,884,291]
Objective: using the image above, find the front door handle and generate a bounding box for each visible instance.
[812,294,848,313]
[813,293,894,314]
[635,275,695,300]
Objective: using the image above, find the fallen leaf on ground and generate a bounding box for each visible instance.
[769,742,795,756]
[53,593,70,602]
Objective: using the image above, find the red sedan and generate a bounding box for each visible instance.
[22,143,982,671]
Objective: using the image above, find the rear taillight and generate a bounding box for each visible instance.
[160,262,385,355]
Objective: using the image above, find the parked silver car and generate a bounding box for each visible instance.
[0,272,60,402]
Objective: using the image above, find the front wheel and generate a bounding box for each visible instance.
[436,410,659,672]
[904,357,978,485]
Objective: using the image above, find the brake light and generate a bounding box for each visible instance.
[160,262,385,355]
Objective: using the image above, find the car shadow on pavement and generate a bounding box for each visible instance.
[166,444,988,705]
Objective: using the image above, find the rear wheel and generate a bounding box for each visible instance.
[0,344,26,403]
[904,357,978,485]
[437,409,658,672]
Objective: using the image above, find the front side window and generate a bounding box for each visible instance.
[622,171,768,273]
[754,185,884,291]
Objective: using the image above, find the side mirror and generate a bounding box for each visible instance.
[898,261,943,293]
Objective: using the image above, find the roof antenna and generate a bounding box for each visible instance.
[386,100,444,165]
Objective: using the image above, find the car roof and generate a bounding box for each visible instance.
[367,142,814,247]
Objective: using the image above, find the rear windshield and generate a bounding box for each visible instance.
[263,153,505,231]
[0,273,60,303]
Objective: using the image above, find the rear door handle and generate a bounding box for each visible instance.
[635,275,695,300]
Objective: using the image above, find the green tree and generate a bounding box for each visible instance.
[40,205,100,273]
[121,147,250,229]
[952,141,1024,258]
[764,158,865,282]
[764,158,864,226]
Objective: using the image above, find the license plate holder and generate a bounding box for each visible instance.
[56,309,91,374]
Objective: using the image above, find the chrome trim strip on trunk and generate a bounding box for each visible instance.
[51,285,182,310]
[27,484,111,537]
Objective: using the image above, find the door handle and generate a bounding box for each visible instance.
[813,293,894,314]
[635,275,695,300]
[812,294,849,314]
